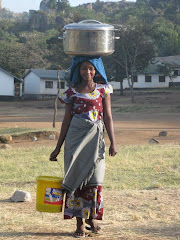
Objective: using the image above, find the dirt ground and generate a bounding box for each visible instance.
[0,89,180,147]
[1,188,180,240]
[0,90,180,240]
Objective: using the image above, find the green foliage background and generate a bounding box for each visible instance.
[0,0,180,77]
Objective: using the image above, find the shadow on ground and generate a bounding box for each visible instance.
[0,231,72,238]
[132,224,180,238]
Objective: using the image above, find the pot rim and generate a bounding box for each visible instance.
[63,19,114,31]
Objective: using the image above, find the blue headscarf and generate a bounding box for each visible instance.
[69,56,108,86]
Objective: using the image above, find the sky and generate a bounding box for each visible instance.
[2,0,136,13]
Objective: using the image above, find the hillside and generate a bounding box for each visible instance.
[0,0,180,77]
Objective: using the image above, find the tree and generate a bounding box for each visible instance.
[103,57,126,96]
[157,63,176,87]
[0,0,179,80]
[46,29,72,69]
[0,40,25,77]
[0,30,52,76]
[155,19,180,56]
[48,0,57,9]
[70,6,106,23]
[53,65,63,128]
[57,0,70,13]
[19,31,51,69]
[112,23,157,103]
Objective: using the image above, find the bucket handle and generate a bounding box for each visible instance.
[78,20,102,24]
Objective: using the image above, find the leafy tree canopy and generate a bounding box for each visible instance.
[0,0,179,77]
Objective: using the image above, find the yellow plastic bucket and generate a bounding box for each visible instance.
[36,176,63,213]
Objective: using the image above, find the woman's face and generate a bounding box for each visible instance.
[79,61,96,82]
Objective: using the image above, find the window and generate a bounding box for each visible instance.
[133,75,138,82]
[45,81,53,88]
[145,75,151,82]
[159,76,165,82]
[57,81,65,89]
[174,70,180,76]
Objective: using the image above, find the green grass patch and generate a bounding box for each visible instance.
[114,105,160,113]
[105,144,180,190]
[114,105,180,113]
[0,127,58,136]
[133,87,180,94]
[0,144,179,194]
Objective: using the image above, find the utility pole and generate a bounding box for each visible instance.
[0,0,2,10]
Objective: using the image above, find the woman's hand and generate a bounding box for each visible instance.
[109,144,117,157]
[49,148,60,161]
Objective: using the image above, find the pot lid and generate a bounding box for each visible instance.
[63,20,114,31]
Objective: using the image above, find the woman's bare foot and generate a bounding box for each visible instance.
[74,217,85,238]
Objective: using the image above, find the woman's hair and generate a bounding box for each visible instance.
[77,62,83,84]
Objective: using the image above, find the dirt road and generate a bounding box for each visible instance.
[0,90,180,146]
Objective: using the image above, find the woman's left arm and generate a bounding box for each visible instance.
[103,94,117,156]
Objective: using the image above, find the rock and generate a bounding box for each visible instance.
[0,144,12,149]
[32,136,38,142]
[149,138,159,144]
[28,11,49,32]
[0,135,12,144]
[55,16,66,28]
[49,134,56,140]
[10,190,32,202]
[159,131,168,137]
[40,0,49,11]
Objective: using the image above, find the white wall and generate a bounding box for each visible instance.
[133,74,169,88]
[110,80,130,89]
[40,79,68,95]
[172,74,180,84]
[110,74,175,89]
[24,72,40,94]
[0,70,14,96]
[109,81,121,90]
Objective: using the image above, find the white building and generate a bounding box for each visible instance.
[23,69,68,99]
[110,55,180,90]
[0,67,23,99]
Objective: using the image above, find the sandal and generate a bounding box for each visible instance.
[85,219,101,234]
[73,231,86,238]
[85,225,101,234]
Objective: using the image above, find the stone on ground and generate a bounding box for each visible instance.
[10,190,32,202]
[0,135,13,144]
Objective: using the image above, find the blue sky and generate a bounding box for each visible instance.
[2,0,136,13]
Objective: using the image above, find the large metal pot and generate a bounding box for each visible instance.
[60,20,117,56]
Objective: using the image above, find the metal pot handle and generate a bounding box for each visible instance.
[78,20,102,24]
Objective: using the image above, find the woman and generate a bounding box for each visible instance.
[50,56,117,238]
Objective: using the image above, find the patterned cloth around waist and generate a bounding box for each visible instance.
[62,116,105,194]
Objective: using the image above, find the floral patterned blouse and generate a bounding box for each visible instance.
[59,83,113,122]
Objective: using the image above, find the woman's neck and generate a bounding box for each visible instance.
[80,79,95,88]
[75,80,96,93]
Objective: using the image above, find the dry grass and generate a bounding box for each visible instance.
[0,189,179,240]
[0,88,180,239]
[0,144,180,240]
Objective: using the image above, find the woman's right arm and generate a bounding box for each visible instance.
[49,103,73,161]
